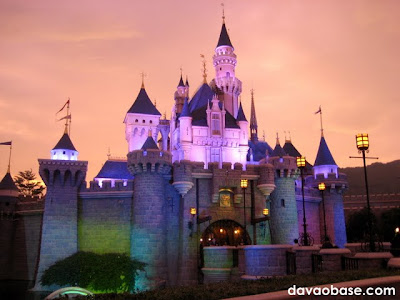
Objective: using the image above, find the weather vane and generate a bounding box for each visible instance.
[140,71,147,88]
[221,3,225,22]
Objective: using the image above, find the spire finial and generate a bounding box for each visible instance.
[288,131,292,142]
[64,98,70,135]
[314,105,324,137]
[154,98,157,108]
[250,88,258,142]
[148,129,152,137]
[221,3,225,23]
[200,54,207,83]
[284,131,287,141]
[276,132,280,145]
[262,130,265,141]
[140,71,146,89]
[107,147,111,160]
[6,141,12,173]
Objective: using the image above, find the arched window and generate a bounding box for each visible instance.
[211,113,221,135]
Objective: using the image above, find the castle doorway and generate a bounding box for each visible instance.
[200,219,251,246]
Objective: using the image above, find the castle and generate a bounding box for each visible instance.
[0,17,348,291]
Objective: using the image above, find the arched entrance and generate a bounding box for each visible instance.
[200,219,251,246]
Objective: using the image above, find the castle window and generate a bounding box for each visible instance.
[63,151,66,155]
[211,113,221,135]
[150,120,153,124]
[211,148,220,163]
[281,199,285,207]
[72,153,74,156]
[142,120,145,123]
[135,119,138,123]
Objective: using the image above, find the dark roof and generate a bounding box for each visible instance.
[314,136,337,166]
[283,141,301,157]
[178,75,185,87]
[0,172,19,191]
[271,143,287,157]
[141,136,159,150]
[95,160,134,180]
[127,87,161,116]
[248,141,273,162]
[185,77,189,86]
[53,133,77,151]
[191,104,239,129]
[180,97,191,117]
[217,22,233,48]
[236,102,247,122]
[189,83,214,113]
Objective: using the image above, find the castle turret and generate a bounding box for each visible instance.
[236,102,249,167]
[174,75,187,114]
[34,131,87,290]
[127,138,172,290]
[210,19,242,118]
[178,98,193,161]
[309,135,347,247]
[268,136,299,244]
[51,130,78,160]
[124,83,161,152]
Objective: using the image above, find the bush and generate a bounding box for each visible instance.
[41,252,145,293]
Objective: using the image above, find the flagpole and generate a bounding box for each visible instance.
[65,98,70,135]
[319,106,324,137]
[7,142,12,173]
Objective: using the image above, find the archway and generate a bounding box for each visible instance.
[200,219,251,246]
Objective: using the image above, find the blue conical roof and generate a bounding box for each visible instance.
[127,87,161,116]
[236,102,247,121]
[189,83,214,113]
[53,133,77,151]
[217,23,233,48]
[314,136,337,166]
[180,97,191,117]
[283,140,301,158]
[141,136,159,150]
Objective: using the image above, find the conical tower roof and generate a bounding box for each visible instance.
[178,75,185,87]
[271,143,287,157]
[0,172,18,191]
[127,87,161,116]
[141,136,159,150]
[53,132,77,151]
[314,136,336,166]
[236,102,247,121]
[283,140,301,158]
[217,22,233,48]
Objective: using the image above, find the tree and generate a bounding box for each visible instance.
[346,208,378,242]
[14,169,46,196]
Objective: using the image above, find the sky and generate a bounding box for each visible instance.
[0,0,399,181]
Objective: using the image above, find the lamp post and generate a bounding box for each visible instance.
[241,179,248,244]
[356,133,375,252]
[297,156,310,246]
[318,182,331,247]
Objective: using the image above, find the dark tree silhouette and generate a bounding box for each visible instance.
[14,169,45,196]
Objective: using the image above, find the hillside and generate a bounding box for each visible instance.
[339,160,400,195]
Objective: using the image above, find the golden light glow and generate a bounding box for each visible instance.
[200,238,203,242]
[190,207,196,216]
[396,227,400,234]
[240,179,248,189]
[219,228,224,233]
[318,182,326,191]
[296,156,306,168]
[234,229,239,234]
[263,208,269,216]
[356,133,369,151]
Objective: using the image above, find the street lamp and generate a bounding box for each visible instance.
[241,179,248,244]
[297,156,312,246]
[318,182,332,247]
[356,133,375,252]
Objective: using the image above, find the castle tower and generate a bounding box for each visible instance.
[34,131,87,290]
[310,135,347,247]
[124,83,161,152]
[127,136,172,290]
[236,102,249,166]
[174,75,188,114]
[210,19,242,118]
[250,89,258,143]
[178,97,193,161]
[51,128,78,160]
[268,137,299,244]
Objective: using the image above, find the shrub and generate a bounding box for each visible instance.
[41,252,145,293]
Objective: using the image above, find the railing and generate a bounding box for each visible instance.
[311,254,323,273]
[286,251,296,275]
[341,256,359,270]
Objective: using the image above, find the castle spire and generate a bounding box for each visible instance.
[140,71,146,89]
[250,89,258,142]
[315,105,324,137]
[200,54,207,83]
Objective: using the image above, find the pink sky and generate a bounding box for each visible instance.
[1,0,399,181]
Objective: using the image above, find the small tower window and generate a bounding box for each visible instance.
[72,153,74,156]
[63,151,66,155]
[281,199,285,207]
[142,120,145,123]
[135,119,138,123]
[150,120,153,124]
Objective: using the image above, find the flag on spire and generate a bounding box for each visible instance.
[0,141,12,146]
[315,106,322,114]
[56,99,70,114]
[57,114,72,122]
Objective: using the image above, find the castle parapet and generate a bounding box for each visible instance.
[127,149,172,176]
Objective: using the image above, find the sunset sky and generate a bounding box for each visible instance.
[1,0,399,181]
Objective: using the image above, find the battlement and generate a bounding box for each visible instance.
[81,180,134,192]
[127,149,172,176]
[267,156,297,178]
[38,159,87,187]
[305,172,348,191]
